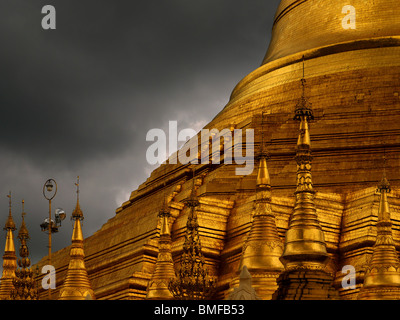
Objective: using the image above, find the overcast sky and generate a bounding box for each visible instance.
[0,0,281,268]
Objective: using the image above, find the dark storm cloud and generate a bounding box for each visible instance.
[0,0,280,267]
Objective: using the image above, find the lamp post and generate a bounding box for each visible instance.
[42,178,57,300]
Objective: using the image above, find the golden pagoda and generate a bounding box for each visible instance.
[146,193,176,300]
[272,67,339,299]
[358,157,400,299]
[0,192,17,300]
[10,200,38,300]
[234,129,284,299]
[34,0,400,300]
[58,177,95,300]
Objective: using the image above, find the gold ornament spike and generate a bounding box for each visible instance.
[256,156,271,188]
[280,84,328,271]
[4,192,16,232]
[359,155,400,300]
[273,65,339,300]
[237,125,284,299]
[10,200,37,300]
[58,177,95,300]
[72,176,83,220]
[0,192,17,300]
[168,169,216,300]
[146,189,176,300]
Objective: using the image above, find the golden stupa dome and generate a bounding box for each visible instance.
[263,0,400,63]
[207,0,400,124]
[203,0,400,192]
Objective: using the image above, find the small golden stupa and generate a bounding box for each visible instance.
[58,177,95,300]
[358,158,400,299]
[146,192,176,300]
[0,192,17,300]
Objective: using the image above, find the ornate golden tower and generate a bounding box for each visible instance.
[236,131,284,299]
[358,158,400,299]
[168,171,216,300]
[10,200,38,300]
[273,68,339,300]
[34,0,400,300]
[146,195,176,300]
[0,192,17,300]
[58,177,95,300]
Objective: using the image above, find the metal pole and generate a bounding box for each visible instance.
[48,198,52,300]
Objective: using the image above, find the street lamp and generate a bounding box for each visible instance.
[41,178,65,300]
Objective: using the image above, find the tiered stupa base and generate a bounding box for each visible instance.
[273,269,340,300]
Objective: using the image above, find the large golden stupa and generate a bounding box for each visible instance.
[35,0,400,300]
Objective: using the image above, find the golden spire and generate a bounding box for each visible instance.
[273,62,339,300]
[237,115,284,299]
[4,191,16,232]
[146,189,176,299]
[358,154,400,299]
[72,176,83,220]
[10,200,38,300]
[0,192,17,300]
[168,169,216,300]
[280,59,328,270]
[58,177,95,300]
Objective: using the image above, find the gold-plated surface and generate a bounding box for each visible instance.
[0,193,17,300]
[33,0,400,300]
[58,178,95,300]
[263,0,400,63]
[10,200,38,300]
[358,166,400,299]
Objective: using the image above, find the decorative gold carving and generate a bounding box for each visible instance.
[10,200,38,300]
[168,170,216,300]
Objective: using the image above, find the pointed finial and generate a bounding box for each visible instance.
[72,176,84,220]
[18,199,29,241]
[184,167,200,207]
[258,112,270,158]
[261,112,265,155]
[75,176,80,200]
[158,182,171,224]
[7,191,11,214]
[4,192,16,231]
[378,151,391,192]
[294,55,313,121]
[256,157,271,189]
